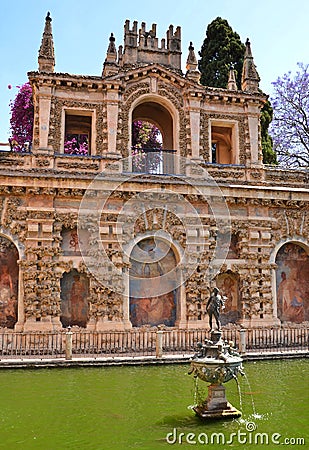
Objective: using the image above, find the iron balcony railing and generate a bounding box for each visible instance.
[131,147,176,175]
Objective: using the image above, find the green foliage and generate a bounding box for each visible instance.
[260,100,277,164]
[199,17,276,164]
[198,17,245,89]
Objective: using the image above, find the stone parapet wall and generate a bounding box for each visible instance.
[1,152,308,189]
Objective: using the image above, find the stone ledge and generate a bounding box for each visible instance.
[0,351,307,369]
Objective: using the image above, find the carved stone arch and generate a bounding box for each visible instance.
[130,93,179,151]
[120,84,151,158]
[272,239,309,324]
[270,237,309,264]
[125,231,184,265]
[157,81,187,158]
[132,207,186,250]
[0,228,25,260]
[125,92,181,175]
[120,81,184,161]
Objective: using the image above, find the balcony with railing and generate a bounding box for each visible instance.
[131,147,176,175]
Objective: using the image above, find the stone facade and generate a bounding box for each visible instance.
[0,14,308,332]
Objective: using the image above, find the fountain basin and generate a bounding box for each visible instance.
[189,331,243,420]
[190,356,243,384]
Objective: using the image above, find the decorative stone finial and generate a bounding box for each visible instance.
[185,42,200,83]
[38,11,55,72]
[186,42,197,70]
[227,68,238,90]
[241,38,260,93]
[102,32,119,77]
[107,33,117,54]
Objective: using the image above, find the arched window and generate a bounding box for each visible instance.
[131,100,176,174]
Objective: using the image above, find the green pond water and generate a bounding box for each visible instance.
[0,359,308,450]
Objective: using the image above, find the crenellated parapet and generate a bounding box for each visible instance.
[119,20,181,71]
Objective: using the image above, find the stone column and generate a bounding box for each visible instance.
[15,262,25,331]
[37,85,53,152]
[187,97,201,159]
[245,101,263,167]
[106,85,120,155]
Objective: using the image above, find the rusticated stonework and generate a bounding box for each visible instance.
[200,112,247,164]
[48,98,106,155]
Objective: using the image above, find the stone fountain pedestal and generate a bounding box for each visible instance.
[193,384,241,419]
[189,330,243,420]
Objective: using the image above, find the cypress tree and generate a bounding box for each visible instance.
[199,17,277,164]
[261,100,277,165]
[198,17,245,89]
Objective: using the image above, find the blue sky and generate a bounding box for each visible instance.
[1,0,308,142]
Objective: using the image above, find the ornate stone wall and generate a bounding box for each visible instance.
[1,30,308,331]
[48,98,106,155]
[200,112,247,164]
[0,179,308,331]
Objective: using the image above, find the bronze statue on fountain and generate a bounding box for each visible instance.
[189,287,244,419]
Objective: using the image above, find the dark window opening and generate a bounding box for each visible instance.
[211,142,217,163]
[64,114,91,156]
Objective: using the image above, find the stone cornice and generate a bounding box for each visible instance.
[28,65,267,107]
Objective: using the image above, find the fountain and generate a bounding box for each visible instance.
[188,288,244,419]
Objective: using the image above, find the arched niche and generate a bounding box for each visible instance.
[129,237,179,327]
[130,97,178,175]
[132,101,173,150]
[0,236,19,328]
[275,242,309,323]
[60,269,89,328]
[216,271,240,325]
[61,227,90,256]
